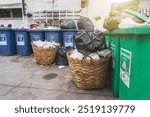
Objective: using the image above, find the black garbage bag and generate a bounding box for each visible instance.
[95,30,106,46]
[60,19,76,29]
[77,16,94,30]
[55,47,73,65]
[74,30,106,54]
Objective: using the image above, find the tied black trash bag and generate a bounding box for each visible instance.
[77,16,94,30]
[95,30,106,45]
[60,19,76,29]
[55,47,73,66]
[74,30,106,54]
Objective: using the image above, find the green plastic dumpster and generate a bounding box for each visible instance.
[104,31,120,97]
[111,26,150,100]
[105,34,110,48]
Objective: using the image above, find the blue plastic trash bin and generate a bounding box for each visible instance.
[0,28,16,56]
[29,29,44,41]
[44,29,61,44]
[14,29,32,56]
[61,29,77,48]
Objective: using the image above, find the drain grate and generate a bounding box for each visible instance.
[42,73,58,80]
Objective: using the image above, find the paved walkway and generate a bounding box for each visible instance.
[0,56,117,100]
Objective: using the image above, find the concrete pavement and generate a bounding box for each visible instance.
[0,56,117,100]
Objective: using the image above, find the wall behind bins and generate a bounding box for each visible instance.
[26,0,81,12]
[87,0,111,29]
[0,0,21,4]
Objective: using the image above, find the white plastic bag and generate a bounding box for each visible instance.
[86,53,100,60]
[33,40,59,48]
[70,49,84,60]
[119,18,138,28]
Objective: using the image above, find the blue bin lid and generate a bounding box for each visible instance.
[29,29,44,32]
[44,29,60,32]
[61,29,78,32]
[0,28,12,31]
[13,28,28,31]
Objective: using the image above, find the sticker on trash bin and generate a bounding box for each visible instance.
[0,34,7,45]
[32,35,40,41]
[65,35,73,47]
[110,44,115,69]
[120,48,132,88]
[17,34,25,46]
[47,34,56,42]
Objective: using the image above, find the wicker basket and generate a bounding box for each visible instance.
[67,53,111,89]
[32,44,58,65]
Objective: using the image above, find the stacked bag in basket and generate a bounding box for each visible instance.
[67,30,112,90]
[32,41,59,65]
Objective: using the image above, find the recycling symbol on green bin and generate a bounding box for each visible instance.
[120,49,131,75]
[120,48,132,88]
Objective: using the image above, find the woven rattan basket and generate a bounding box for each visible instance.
[67,53,111,89]
[32,44,58,65]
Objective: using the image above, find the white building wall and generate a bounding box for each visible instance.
[0,0,21,4]
[139,0,150,16]
[26,0,81,12]
[0,19,23,28]
[139,0,150,9]
[0,0,81,11]
[87,0,111,28]
[0,0,81,28]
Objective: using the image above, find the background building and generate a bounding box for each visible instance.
[86,0,111,26]
[0,0,23,27]
[0,0,81,28]
[112,0,150,16]
[139,0,150,16]
[0,0,112,28]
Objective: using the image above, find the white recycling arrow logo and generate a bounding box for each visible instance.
[122,61,127,70]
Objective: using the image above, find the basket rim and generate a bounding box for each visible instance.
[31,43,58,50]
[67,52,111,63]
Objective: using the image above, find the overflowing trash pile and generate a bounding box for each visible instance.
[70,49,111,60]
[33,40,59,49]
[32,41,59,65]
[74,30,106,54]
[66,30,112,90]
[68,30,112,60]
[28,16,113,90]
[104,10,149,31]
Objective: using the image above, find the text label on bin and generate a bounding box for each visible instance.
[17,34,25,46]
[65,35,73,47]
[31,35,40,41]
[0,34,7,45]
[47,34,56,42]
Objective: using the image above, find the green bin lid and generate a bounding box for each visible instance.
[123,9,148,22]
[104,26,150,35]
